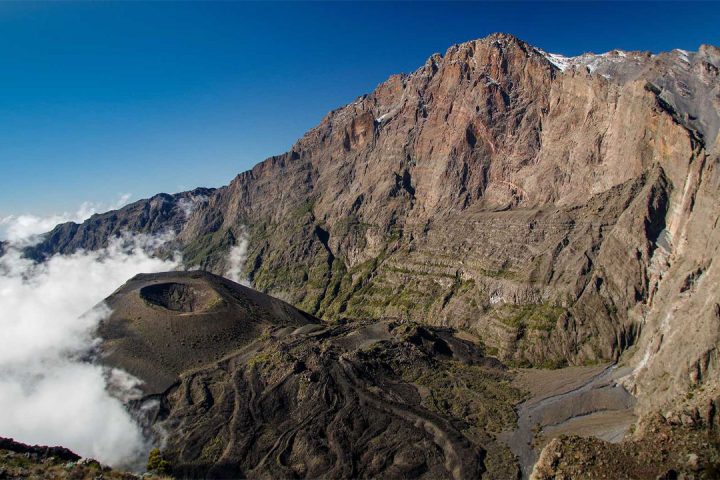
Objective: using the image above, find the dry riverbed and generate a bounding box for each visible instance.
[499,364,636,478]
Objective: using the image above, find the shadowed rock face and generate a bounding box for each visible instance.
[99,272,523,479]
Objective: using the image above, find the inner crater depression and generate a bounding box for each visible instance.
[139,282,220,313]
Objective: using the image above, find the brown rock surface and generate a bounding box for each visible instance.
[531,414,720,480]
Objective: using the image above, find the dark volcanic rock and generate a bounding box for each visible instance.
[0,437,81,462]
[99,270,317,394]
[99,272,523,479]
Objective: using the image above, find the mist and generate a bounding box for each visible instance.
[0,194,131,245]
[177,193,208,218]
[0,218,179,467]
[225,227,251,286]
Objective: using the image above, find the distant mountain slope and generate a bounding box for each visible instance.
[25,187,214,260]
[31,34,720,418]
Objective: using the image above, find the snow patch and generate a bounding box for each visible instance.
[375,112,390,123]
[543,52,572,71]
[674,49,691,63]
[535,47,636,78]
[489,293,504,305]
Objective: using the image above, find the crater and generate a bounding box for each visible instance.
[140,282,220,312]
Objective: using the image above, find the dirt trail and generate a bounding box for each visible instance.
[500,364,636,478]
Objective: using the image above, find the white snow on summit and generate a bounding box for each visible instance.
[534,47,644,77]
[542,52,573,71]
[674,49,691,63]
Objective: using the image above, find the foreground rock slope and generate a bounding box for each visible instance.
[0,437,167,480]
[532,413,720,479]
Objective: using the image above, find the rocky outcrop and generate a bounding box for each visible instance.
[29,35,720,408]
[0,437,163,480]
[531,413,720,479]
[0,437,81,462]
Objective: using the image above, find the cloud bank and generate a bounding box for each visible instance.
[0,194,132,245]
[0,232,179,467]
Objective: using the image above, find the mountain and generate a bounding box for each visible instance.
[26,187,215,258]
[25,33,720,476]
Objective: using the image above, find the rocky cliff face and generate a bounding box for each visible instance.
[31,34,720,417]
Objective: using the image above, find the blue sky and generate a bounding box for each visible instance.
[1,1,718,217]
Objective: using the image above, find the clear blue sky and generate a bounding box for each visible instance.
[1,1,718,216]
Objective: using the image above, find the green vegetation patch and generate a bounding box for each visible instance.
[182,229,234,268]
[200,436,225,463]
[478,267,521,281]
[401,360,522,435]
[147,448,171,475]
[248,350,282,370]
[492,303,565,332]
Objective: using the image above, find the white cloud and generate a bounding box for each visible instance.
[225,227,250,287]
[0,194,133,245]
[0,233,179,467]
[177,194,208,219]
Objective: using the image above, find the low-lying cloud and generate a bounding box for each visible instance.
[177,194,208,219]
[0,229,179,467]
[0,194,132,245]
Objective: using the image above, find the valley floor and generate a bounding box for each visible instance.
[500,364,636,478]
